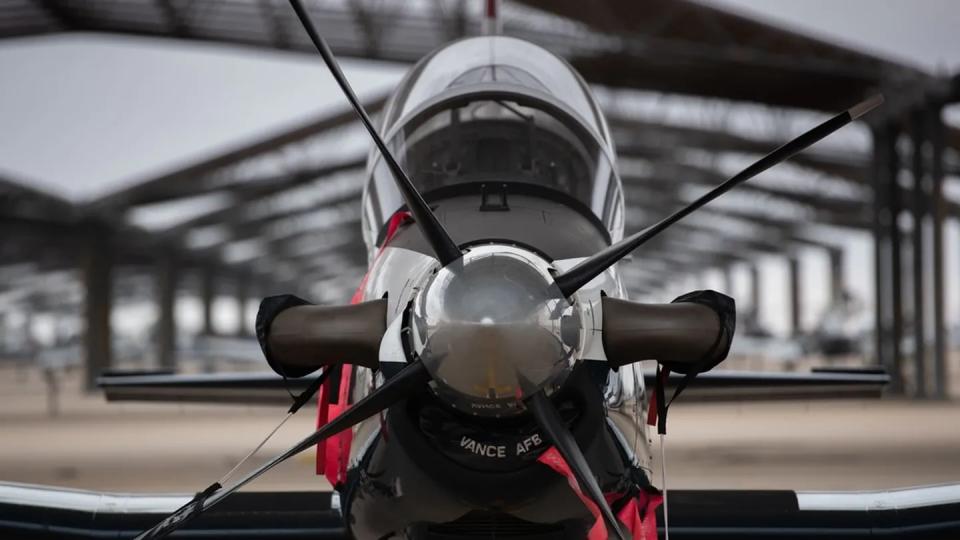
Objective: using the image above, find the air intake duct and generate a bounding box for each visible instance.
[256,294,387,377]
[601,290,735,373]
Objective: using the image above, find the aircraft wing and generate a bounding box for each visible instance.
[99,367,888,406]
[2,481,957,539]
[645,368,890,401]
[97,371,311,405]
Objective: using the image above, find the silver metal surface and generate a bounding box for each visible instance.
[360,246,440,318]
[378,314,408,365]
[552,256,628,362]
[0,482,190,514]
[797,483,960,512]
[409,244,579,415]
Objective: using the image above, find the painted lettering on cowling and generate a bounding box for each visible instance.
[460,436,507,458]
[515,433,543,455]
[459,434,544,459]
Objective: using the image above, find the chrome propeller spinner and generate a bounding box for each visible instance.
[409,245,582,416]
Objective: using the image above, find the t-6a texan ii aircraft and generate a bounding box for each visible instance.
[10,2,960,540]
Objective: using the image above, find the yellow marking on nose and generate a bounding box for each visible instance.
[471,358,513,398]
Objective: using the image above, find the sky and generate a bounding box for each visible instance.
[2,1,959,340]
[712,0,960,74]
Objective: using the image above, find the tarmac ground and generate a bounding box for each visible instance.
[1,364,959,494]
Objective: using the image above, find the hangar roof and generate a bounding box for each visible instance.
[0,0,955,305]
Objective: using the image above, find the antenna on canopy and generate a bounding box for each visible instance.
[482,0,502,35]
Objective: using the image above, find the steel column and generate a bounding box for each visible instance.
[155,251,179,370]
[788,257,801,336]
[889,131,905,394]
[828,247,844,305]
[236,273,250,337]
[82,224,112,391]
[910,113,927,398]
[872,125,903,391]
[927,103,948,399]
[748,265,761,329]
[890,179,905,394]
[871,128,890,373]
[201,266,214,336]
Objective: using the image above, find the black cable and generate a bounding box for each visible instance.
[289,368,333,414]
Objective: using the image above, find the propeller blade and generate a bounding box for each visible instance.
[553,94,884,297]
[287,0,462,266]
[527,392,627,540]
[134,361,430,540]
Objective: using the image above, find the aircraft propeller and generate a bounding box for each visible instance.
[552,93,883,298]
[133,361,431,540]
[288,0,462,266]
[132,1,883,538]
[528,391,628,539]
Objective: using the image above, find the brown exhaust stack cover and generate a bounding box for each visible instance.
[267,299,387,371]
[601,297,720,368]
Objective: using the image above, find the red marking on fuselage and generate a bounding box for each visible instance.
[316,211,413,484]
[537,447,662,540]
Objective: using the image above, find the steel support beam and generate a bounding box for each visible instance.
[788,256,801,337]
[236,273,250,337]
[828,247,844,306]
[160,158,364,236]
[201,266,215,336]
[872,125,904,392]
[871,127,889,377]
[890,177,905,395]
[910,112,928,398]
[257,0,290,48]
[32,0,83,29]
[614,122,868,185]
[155,251,179,371]
[88,100,381,211]
[748,264,761,329]
[82,224,112,391]
[157,0,189,36]
[623,167,871,229]
[927,103,948,399]
[623,183,832,253]
[10,0,915,114]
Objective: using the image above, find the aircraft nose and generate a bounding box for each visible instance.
[410,245,581,416]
